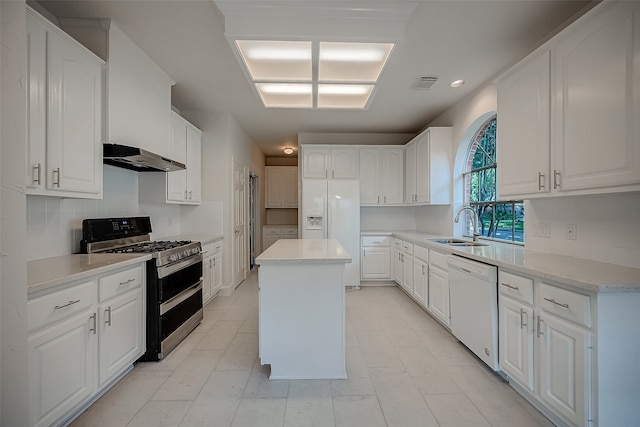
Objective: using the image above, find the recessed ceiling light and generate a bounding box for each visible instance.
[283,147,294,155]
[450,79,465,88]
[318,85,373,95]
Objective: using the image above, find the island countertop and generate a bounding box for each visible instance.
[256,239,352,265]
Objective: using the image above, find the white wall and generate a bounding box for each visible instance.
[525,194,640,268]
[26,166,182,260]
[1,1,29,424]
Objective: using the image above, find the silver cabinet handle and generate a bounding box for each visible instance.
[105,306,112,326]
[537,315,545,337]
[384,196,387,204]
[33,163,41,185]
[422,265,426,275]
[119,278,136,286]
[55,299,80,310]
[538,172,545,190]
[520,308,528,329]
[53,167,60,187]
[362,249,366,257]
[500,282,519,291]
[553,170,561,189]
[189,191,192,200]
[377,196,380,204]
[89,313,97,334]
[212,258,216,267]
[544,297,569,309]
[184,190,188,199]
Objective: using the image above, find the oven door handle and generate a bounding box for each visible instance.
[157,254,203,279]
[160,281,203,315]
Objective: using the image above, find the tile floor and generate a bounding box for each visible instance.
[71,271,554,427]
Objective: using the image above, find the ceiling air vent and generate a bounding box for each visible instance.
[411,76,438,90]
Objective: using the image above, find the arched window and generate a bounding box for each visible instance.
[462,117,524,243]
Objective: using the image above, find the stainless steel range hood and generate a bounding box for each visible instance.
[103,143,185,172]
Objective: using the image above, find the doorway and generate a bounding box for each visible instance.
[249,172,259,269]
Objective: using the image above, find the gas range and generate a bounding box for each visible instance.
[80,216,204,361]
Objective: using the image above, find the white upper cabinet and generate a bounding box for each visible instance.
[551,1,640,192]
[358,147,404,205]
[301,146,357,179]
[497,50,551,197]
[497,1,640,198]
[139,112,202,205]
[26,7,104,198]
[405,127,452,205]
[266,166,298,208]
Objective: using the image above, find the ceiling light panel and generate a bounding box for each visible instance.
[236,40,312,81]
[317,84,373,109]
[255,83,312,108]
[319,42,394,82]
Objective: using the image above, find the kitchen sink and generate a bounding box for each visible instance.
[427,238,489,247]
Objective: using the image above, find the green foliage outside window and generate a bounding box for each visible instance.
[463,118,524,243]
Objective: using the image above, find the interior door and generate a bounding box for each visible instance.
[232,159,248,287]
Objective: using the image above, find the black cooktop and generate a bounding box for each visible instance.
[104,240,193,254]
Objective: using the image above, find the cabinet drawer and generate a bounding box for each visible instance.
[539,283,591,328]
[28,280,97,332]
[429,250,448,270]
[201,243,214,258]
[402,241,414,255]
[414,245,429,263]
[99,265,144,302]
[211,240,223,254]
[361,236,390,247]
[282,228,298,236]
[264,228,280,235]
[499,271,534,305]
[393,238,403,248]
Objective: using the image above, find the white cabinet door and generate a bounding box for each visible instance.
[167,113,188,202]
[302,147,330,179]
[552,1,640,192]
[46,30,102,195]
[26,12,47,191]
[202,255,213,304]
[413,258,428,307]
[392,242,403,285]
[186,125,202,203]
[212,251,223,296]
[538,313,591,427]
[381,148,404,204]
[405,142,417,203]
[402,254,414,294]
[29,310,97,427]
[361,247,391,280]
[428,265,450,326]
[497,50,551,197]
[98,287,143,386]
[499,295,535,391]
[331,147,358,179]
[359,148,381,204]
[414,135,430,204]
[283,167,298,207]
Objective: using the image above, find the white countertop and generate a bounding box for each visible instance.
[28,253,152,295]
[256,239,352,265]
[364,230,640,293]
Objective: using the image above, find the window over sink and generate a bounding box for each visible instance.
[461,117,524,243]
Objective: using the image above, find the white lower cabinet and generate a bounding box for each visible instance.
[538,311,591,426]
[28,304,97,427]
[28,263,146,427]
[499,269,599,427]
[412,246,429,308]
[360,235,391,280]
[202,239,223,305]
[263,226,298,252]
[392,239,414,295]
[427,250,450,327]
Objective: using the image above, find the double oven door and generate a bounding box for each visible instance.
[141,254,203,361]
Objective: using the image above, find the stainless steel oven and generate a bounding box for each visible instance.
[81,216,204,361]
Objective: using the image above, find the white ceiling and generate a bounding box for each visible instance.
[37,0,593,157]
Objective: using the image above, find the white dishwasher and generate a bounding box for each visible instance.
[448,255,499,371]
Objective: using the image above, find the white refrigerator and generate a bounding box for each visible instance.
[301,179,360,288]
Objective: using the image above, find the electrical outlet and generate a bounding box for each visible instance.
[567,224,577,240]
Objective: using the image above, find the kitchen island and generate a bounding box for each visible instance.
[255,239,351,379]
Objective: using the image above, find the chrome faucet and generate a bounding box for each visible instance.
[454,205,481,242]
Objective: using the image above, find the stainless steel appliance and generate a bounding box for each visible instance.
[81,216,203,361]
